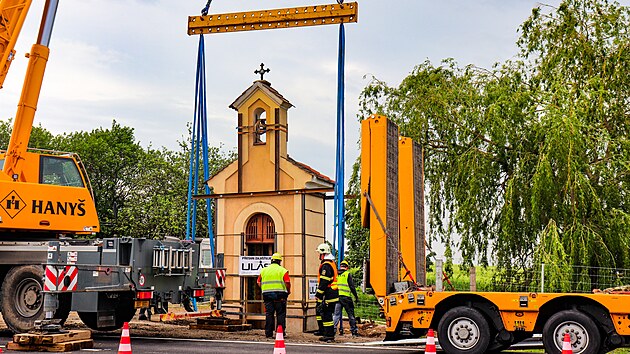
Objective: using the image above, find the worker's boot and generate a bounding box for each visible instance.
[319,326,335,342]
[313,319,324,336]
[319,335,334,343]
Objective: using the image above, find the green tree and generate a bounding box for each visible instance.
[2,117,235,240]
[344,159,368,270]
[355,0,630,289]
[117,136,235,240]
[0,119,58,150]
[55,121,145,237]
[115,146,188,238]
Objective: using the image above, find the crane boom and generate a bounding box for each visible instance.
[0,0,32,89]
[188,2,357,35]
[2,0,57,180]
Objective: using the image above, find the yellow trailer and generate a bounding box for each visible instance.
[360,115,630,354]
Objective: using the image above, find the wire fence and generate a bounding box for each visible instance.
[446,263,630,293]
[351,262,630,322]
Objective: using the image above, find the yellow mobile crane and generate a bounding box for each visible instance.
[361,115,630,354]
[0,0,100,234]
[0,1,214,333]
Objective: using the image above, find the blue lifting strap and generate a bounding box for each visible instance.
[334,23,346,264]
[186,34,215,267]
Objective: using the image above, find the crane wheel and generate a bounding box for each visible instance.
[1,265,70,333]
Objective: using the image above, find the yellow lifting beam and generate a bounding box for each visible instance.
[188,2,358,35]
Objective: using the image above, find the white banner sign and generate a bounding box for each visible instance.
[308,278,318,300]
[239,256,272,276]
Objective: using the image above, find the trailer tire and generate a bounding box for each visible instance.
[1,265,70,333]
[542,310,601,354]
[437,306,491,354]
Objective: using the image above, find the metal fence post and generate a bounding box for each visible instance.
[470,266,477,292]
[436,259,443,292]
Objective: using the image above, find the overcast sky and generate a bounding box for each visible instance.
[1,0,603,255]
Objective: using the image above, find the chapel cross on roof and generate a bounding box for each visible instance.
[254,63,270,80]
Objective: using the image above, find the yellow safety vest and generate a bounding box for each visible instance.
[337,271,351,297]
[259,263,288,293]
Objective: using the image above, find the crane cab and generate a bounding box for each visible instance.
[0,150,100,236]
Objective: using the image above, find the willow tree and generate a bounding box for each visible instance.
[354,0,630,288]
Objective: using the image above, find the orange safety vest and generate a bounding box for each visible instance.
[318,259,338,290]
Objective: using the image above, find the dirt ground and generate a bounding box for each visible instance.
[47,305,387,345]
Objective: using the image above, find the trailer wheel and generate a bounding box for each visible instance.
[1,265,70,333]
[542,310,601,354]
[437,306,491,354]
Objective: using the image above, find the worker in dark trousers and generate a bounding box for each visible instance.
[315,243,339,342]
[333,259,359,336]
[257,252,291,338]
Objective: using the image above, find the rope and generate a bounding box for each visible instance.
[201,0,212,16]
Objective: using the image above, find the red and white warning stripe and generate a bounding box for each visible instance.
[215,269,226,288]
[118,322,132,354]
[44,265,78,292]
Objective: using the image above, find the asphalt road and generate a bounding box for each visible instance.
[0,332,545,353]
[0,335,427,353]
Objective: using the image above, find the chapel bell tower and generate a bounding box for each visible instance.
[231,63,291,192]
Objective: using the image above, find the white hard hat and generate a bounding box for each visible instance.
[316,243,331,254]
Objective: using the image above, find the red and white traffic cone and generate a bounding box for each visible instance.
[118,322,132,354]
[562,333,573,354]
[273,324,286,354]
[425,328,437,354]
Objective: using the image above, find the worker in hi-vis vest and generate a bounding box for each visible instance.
[333,259,360,336]
[257,253,291,338]
[314,243,339,342]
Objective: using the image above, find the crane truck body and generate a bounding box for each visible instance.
[361,115,630,354]
[0,0,221,333]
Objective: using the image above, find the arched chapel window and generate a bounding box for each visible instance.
[245,213,275,244]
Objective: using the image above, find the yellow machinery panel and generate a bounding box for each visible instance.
[398,137,426,285]
[361,115,399,298]
[188,2,358,35]
[611,314,630,336]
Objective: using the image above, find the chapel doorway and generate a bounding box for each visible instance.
[245,213,275,315]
